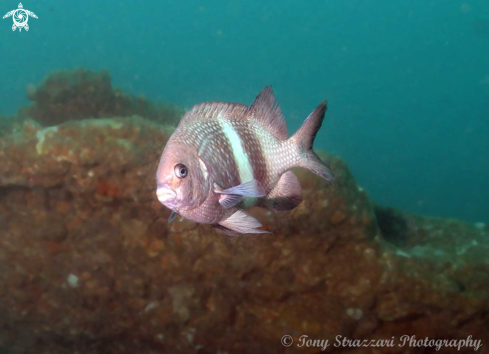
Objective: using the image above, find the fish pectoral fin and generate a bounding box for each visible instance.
[218,193,243,209]
[259,171,302,212]
[219,210,270,235]
[214,183,244,208]
[214,179,266,198]
[168,211,178,223]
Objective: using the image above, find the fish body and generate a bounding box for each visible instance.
[156,86,333,235]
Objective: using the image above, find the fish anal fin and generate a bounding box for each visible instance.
[248,86,288,140]
[260,171,302,212]
[219,210,270,235]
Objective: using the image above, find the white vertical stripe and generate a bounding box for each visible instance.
[219,120,254,183]
[198,136,211,155]
[198,158,208,179]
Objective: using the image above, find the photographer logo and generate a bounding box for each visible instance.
[3,3,38,32]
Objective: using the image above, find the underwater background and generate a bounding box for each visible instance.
[0,1,489,354]
[1,0,488,223]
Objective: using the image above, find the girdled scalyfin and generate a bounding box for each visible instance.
[156,86,334,235]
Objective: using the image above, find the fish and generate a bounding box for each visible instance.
[156,86,334,235]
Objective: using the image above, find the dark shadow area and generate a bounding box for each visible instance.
[374,204,409,247]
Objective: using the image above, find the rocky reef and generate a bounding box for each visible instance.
[19,68,183,126]
[0,70,487,354]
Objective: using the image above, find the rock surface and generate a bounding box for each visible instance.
[18,68,183,126]
[0,117,487,354]
[0,70,487,353]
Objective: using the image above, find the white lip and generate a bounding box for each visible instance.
[156,187,176,204]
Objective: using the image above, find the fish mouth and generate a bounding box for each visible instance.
[156,186,177,204]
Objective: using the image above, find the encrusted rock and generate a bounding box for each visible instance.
[0,112,487,353]
[17,68,183,126]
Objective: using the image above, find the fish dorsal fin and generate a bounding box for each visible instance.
[180,102,248,126]
[248,86,288,140]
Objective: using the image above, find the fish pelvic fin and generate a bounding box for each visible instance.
[168,211,178,223]
[212,224,242,237]
[218,210,270,235]
[289,101,334,181]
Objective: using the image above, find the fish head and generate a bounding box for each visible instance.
[156,138,210,212]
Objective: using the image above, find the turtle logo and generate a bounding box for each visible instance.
[3,3,38,32]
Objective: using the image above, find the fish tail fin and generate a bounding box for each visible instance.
[289,101,334,181]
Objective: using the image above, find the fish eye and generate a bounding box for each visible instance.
[174,164,188,179]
